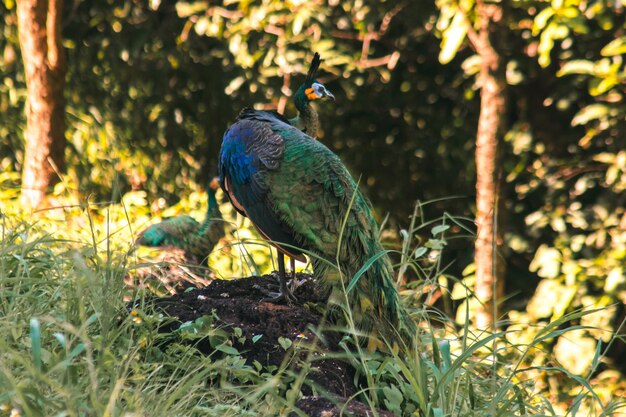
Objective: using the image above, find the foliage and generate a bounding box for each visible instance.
[0,183,294,416]
[1,195,624,416]
[504,0,626,379]
[431,0,626,378]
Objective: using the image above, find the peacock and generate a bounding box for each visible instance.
[218,54,414,345]
[136,177,225,263]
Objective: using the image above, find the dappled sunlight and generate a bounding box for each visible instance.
[1,0,625,414]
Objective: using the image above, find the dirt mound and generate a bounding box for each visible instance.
[292,396,397,417]
[139,272,395,416]
[150,274,353,396]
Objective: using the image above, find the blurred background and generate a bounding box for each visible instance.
[0,0,625,394]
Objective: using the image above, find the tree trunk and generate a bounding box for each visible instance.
[17,0,66,208]
[468,1,507,330]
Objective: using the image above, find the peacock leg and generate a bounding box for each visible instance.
[257,253,297,304]
[289,257,298,293]
[278,254,297,302]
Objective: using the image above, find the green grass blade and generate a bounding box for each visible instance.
[30,318,42,371]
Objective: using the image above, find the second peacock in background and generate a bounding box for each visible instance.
[136,177,225,264]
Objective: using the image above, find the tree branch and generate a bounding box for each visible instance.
[46,0,65,71]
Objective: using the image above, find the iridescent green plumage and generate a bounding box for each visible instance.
[136,179,224,263]
[219,54,414,345]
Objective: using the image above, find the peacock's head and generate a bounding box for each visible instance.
[302,81,335,102]
[296,53,335,103]
[207,177,220,211]
[209,177,220,190]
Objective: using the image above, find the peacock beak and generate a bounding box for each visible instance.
[325,91,335,101]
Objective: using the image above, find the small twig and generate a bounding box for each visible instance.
[360,51,400,70]
[208,6,243,20]
[264,24,285,37]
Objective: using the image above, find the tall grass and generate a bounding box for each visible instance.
[0,191,624,416]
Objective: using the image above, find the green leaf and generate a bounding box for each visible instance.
[571,104,609,126]
[538,22,569,67]
[67,343,86,360]
[601,37,626,56]
[53,332,66,348]
[431,224,450,235]
[30,318,42,371]
[176,2,207,18]
[178,321,194,332]
[48,342,86,373]
[292,11,308,36]
[558,7,580,19]
[557,60,595,77]
[413,247,428,258]
[552,285,577,320]
[278,337,292,350]
[382,385,403,412]
[439,11,467,65]
[529,245,561,278]
[467,375,477,409]
[461,54,481,77]
[225,76,245,95]
[252,334,263,344]
[193,17,210,36]
[533,7,555,35]
[425,238,447,250]
[538,27,555,67]
[451,276,475,300]
[553,329,597,375]
[439,340,452,371]
[215,343,239,356]
[590,77,617,96]
[527,280,563,319]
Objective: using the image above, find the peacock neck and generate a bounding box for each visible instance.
[184,188,223,261]
[291,91,320,138]
[197,191,219,238]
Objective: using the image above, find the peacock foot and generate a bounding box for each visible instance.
[259,289,298,305]
[255,271,298,305]
[289,274,307,293]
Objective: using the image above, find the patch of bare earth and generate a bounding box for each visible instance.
[138,269,396,416]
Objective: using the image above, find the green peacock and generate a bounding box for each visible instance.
[136,177,225,263]
[218,54,414,345]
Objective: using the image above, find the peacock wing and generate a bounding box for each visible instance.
[219,111,306,260]
[264,125,377,263]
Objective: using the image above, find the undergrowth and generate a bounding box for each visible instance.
[0,181,624,416]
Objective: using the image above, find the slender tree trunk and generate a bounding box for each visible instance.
[468,1,507,330]
[17,0,66,208]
